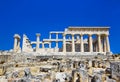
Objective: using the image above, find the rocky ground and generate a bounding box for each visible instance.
[0,52,119,82]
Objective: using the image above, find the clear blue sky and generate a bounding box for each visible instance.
[0,0,120,53]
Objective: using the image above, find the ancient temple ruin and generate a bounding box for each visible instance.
[13,26,111,55]
[0,26,120,82]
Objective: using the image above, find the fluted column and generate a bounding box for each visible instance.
[72,34,75,52]
[106,34,110,52]
[80,34,84,52]
[63,34,66,53]
[36,33,40,51]
[89,34,93,52]
[98,34,102,52]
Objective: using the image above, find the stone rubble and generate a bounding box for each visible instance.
[0,52,120,82]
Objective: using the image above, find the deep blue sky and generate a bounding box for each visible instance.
[0,0,120,53]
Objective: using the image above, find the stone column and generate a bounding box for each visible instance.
[56,41,58,48]
[95,42,98,52]
[49,33,51,48]
[72,34,75,52]
[13,36,17,51]
[63,34,66,53]
[17,39,20,50]
[98,34,102,52]
[36,33,40,51]
[80,34,84,52]
[49,33,51,39]
[56,33,58,49]
[42,42,44,49]
[56,33,58,39]
[13,34,21,52]
[106,34,110,52]
[93,43,96,52]
[49,41,51,48]
[89,34,93,52]
[103,36,106,52]
[101,36,104,52]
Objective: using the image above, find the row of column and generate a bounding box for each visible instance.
[49,33,59,49]
[35,33,110,53]
[42,42,51,48]
[36,33,59,49]
[72,34,84,52]
[63,34,84,53]
[63,34,110,53]
[36,33,52,50]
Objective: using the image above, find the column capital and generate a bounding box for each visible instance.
[105,34,109,36]
[14,34,21,39]
[36,33,40,36]
[88,34,92,36]
[80,34,83,36]
[97,34,101,36]
[71,34,74,36]
[62,33,66,36]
